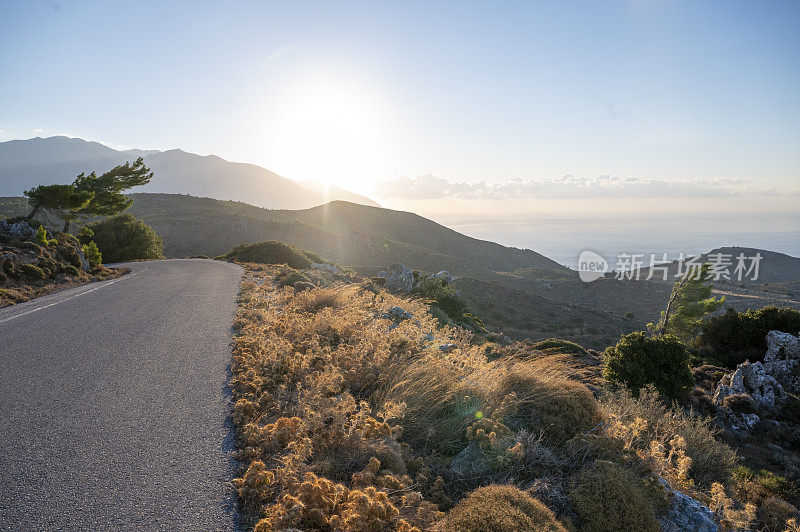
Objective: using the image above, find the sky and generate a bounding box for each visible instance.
[1,0,799,195]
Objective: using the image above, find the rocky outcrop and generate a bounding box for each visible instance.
[383,263,414,293]
[657,479,717,532]
[713,361,788,414]
[712,330,800,437]
[0,219,36,242]
[765,330,800,362]
[713,330,800,416]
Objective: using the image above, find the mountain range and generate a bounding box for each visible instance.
[0,136,378,209]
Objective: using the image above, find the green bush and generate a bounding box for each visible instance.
[570,460,662,532]
[20,263,46,280]
[275,268,311,288]
[63,264,80,276]
[224,241,318,269]
[532,338,589,357]
[695,306,800,367]
[444,485,567,532]
[81,241,102,268]
[603,332,693,399]
[34,225,55,246]
[412,276,484,332]
[86,213,163,263]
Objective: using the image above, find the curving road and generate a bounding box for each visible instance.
[0,259,243,531]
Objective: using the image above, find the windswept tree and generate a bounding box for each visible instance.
[24,184,94,222]
[24,158,153,232]
[651,263,725,341]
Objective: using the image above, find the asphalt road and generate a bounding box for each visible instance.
[0,259,244,531]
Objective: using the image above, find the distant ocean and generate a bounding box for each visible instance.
[448,223,800,270]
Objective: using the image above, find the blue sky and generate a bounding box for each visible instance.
[1,0,798,196]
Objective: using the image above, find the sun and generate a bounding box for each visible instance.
[260,71,394,196]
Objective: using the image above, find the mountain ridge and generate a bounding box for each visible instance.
[0,136,378,209]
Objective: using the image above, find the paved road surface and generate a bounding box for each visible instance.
[0,259,243,531]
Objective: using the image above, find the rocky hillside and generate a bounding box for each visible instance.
[0,194,569,279]
[0,219,123,307]
[230,257,800,531]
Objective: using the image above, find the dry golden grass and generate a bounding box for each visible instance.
[230,263,792,531]
[441,484,567,532]
[230,264,610,530]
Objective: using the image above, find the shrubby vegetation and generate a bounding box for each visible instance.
[224,240,324,269]
[81,241,102,268]
[695,306,800,367]
[569,460,664,532]
[603,331,694,399]
[229,259,799,531]
[0,221,122,307]
[532,338,589,357]
[442,485,566,531]
[84,212,164,263]
[412,275,484,332]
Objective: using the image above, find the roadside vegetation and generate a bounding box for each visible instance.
[83,212,164,263]
[0,219,124,307]
[0,159,160,306]
[229,254,800,531]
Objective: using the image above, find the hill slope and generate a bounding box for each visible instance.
[0,136,377,209]
[0,193,569,281]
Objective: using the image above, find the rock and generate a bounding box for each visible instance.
[0,219,36,242]
[388,306,413,320]
[384,263,414,293]
[713,360,788,413]
[439,343,457,353]
[657,478,717,532]
[450,441,492,476]
[74,245,90,271]
[712,384,734,406]
[765,331,800,362]
[431,270,455,283]
[311,262,340,273]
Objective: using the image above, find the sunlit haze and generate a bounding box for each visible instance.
[1,0,798,256]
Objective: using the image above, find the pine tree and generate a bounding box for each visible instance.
[24,158,153,233]
[651,263,725,340]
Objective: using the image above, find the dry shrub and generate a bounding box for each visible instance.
[758,496,800,532]
[441,484,567,532]
[569,460,662,532]
[382,351,490,456]
[489,362,602,445]
[601,385,737,487]
[710,481,757,530]
[231,266,446,530]
[292,284,348,313]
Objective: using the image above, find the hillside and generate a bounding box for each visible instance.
[230,262,800,531]
[0,136,377,209]
[0,193,567,280]
[638,246,800,285]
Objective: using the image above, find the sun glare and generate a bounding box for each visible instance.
[262,72,393,196]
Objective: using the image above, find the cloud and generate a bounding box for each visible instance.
[375,174,776,200]
[33,128,43,133]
